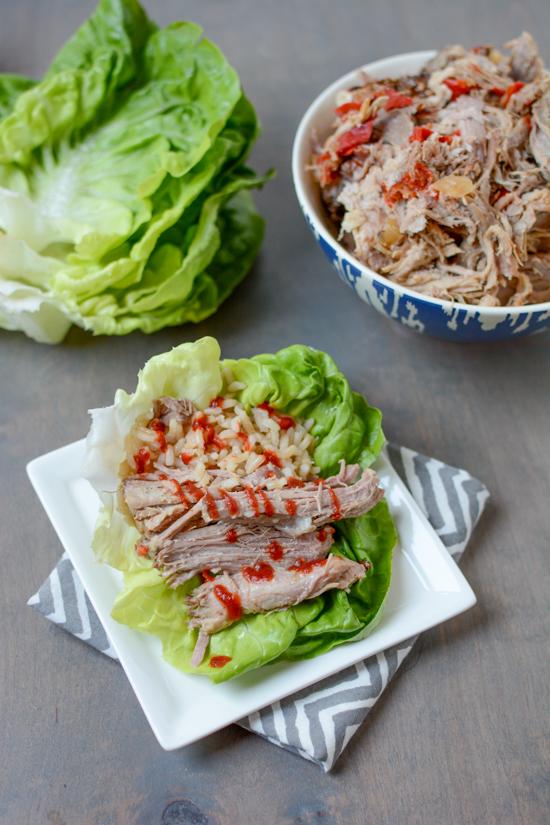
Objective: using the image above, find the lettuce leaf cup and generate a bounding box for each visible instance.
[84,338,397,682]
[0,0,269,343]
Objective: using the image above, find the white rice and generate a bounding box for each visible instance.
[125,391,319,492]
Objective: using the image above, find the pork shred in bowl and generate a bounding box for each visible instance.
[312,33,550,307]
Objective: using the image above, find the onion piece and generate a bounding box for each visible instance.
[432,175,475,198]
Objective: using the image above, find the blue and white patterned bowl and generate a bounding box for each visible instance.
[292,51,550,342]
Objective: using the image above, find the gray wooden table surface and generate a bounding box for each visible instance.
[1,1,549,823]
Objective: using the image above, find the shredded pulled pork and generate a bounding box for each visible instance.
[312,33,550,306]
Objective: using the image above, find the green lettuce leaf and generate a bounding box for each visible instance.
[0,0,267,343]
[223,347,384,476]
[0,75,35,120]
[87,340,396,681]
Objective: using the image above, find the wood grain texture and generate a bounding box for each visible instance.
[1,1,549,823]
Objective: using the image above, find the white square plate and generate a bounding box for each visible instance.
[27,440,476,750]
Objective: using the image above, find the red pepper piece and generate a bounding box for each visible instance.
[501,81,525,107]
[438,130,461,144]
[489,86,506,97]
[136,544,149,557]
[315,151,339,186]
[336,121,374,156]
[384,90,414,111]
[335,100,362,117]
[490,187,508,205]
[409,126,433,142]
[443,78,479,100]
[384,162,434,206]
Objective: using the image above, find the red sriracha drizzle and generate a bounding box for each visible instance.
[171,479,191,506]
[289,558,327,574]
[184,480,203,501]
[192,413,224,451]
[327,488,342,521]
[149,418,167,452]
[180,452,193,465]
[257,402,295,431]
[244,485,260,516]
[316,526,334,543]
[213,584,242,621]
[262,449,282,469]
[201,569,215,582]
[209,655,232,668]
[286,476,305,488]
[204,492,219,520]
[133,447,150,474]
[256,488,275,517]
[236,430,251,451]
[241,562,275,582]
[267,540,284,561]
[285,499,298,517]
[225,528,238,543]
[210,396,225,408]
[219,488,240,516]
[136,544,149,557]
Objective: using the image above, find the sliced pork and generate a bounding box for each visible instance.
[186,555,369,636]
[122,465,382,539]
[154,522,335,587]
[120,390,392,668]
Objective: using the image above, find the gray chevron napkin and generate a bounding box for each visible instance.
[28,444,488,771]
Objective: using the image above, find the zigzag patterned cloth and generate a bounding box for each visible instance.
[28,445,488,771]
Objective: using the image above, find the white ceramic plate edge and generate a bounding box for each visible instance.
[27,440,476,750]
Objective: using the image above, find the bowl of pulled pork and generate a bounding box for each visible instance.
[293,34,550,341]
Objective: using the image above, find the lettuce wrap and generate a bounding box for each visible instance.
[84,338,397,682]
[0,0,269,343]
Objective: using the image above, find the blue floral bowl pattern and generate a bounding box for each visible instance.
[302,209,550,342]
[292,51,550,343]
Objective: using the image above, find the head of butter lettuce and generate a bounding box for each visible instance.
[84,338,397,682]
[0,0,269,344]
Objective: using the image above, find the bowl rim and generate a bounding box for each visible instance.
[291,49,550,317]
